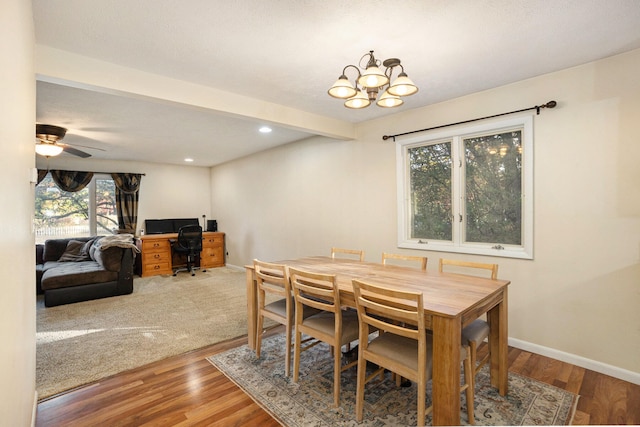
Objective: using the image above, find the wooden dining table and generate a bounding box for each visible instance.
[245,256,510,426]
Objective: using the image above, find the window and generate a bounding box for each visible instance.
[35,174,118,244]
[396,115,533,259]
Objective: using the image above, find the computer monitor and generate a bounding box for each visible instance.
[144,218,200,234]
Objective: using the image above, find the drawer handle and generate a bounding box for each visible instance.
[153,243,160,247]
[154,265,160,270]
[154,254,161,259]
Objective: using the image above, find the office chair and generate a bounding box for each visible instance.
[172,225,204,276]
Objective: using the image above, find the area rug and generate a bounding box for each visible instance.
[36,266,260,399]
[208,333,578,426]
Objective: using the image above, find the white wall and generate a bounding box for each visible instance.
[37,157,213,233]
[211,49,640,379]
[0,0,37,424]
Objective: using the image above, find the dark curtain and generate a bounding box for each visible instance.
[50,170,94,192]
[36,169,49,185]
[111,173,143,234]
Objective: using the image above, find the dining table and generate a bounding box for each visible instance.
[245,256,510,426]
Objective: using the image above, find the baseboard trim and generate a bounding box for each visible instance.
[225,263,245,272]
[509,337,640,385]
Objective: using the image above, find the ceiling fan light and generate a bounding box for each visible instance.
[35,142,64,157]
[328,75,357,99]
[387,73,418,96]
[344,90,371,109]
[358,65,389,88]
[376,90,404,108]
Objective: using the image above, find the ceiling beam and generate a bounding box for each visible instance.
[35,45,355,141]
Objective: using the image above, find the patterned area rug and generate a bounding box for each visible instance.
[208,334,578,426]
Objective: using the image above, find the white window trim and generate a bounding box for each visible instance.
[396,114,534,260]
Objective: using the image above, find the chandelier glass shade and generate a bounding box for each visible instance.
[35,142,64,156]
[328,50,418,109]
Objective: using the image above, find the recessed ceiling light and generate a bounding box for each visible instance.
[259,126,272,133]
[184,158,194,162]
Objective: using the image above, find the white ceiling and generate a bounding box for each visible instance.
[33,0,640,166]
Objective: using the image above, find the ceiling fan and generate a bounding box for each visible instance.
[35,124,104,158]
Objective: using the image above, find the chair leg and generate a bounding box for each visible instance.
[255,314,264,358]
[284,324,292,378]
[293,329,301,383]
[464,348,475,425]
[333,345,341,407]
[355,346,367,422]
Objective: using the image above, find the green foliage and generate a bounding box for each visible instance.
[409,142,452,240]
[408,129,522,245]
[464,131,522,245]
[35,175,118,234]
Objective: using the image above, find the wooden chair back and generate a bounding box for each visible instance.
[289,266,359,407]
[330,247,365,262]
[254,259,290,303]
[381,252,428,271]
[253,259,293,376]
[438,258,498,279]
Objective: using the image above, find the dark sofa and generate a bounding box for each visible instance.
[36,235,137,307]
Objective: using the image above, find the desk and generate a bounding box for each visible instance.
[139,232,225,276]
[245,256,509,426]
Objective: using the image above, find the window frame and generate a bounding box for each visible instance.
[396,114,534,259]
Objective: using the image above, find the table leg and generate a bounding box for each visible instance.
[431,315,461,426]
[245,267,257,350]
[488,288,508,395]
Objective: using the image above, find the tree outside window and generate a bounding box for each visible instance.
[35,174,118,244]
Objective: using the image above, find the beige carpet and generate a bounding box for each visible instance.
[36,266,258,399]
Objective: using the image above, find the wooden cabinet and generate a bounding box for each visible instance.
[201,233,225,269]
[140,237,173,276]
[139,232,225,277]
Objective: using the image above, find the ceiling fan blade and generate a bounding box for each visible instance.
[63,145,92,158]
[65,142,106,152]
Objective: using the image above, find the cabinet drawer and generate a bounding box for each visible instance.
[202,235,224,247]
[144,251,169,262]
[201,247,224,267]
[142,261,171,276]
[142,239,170,252]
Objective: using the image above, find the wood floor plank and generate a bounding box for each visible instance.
[36,330,640,426]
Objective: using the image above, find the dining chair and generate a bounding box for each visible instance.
[330,247,365,261]
[381,252,428,270]
[289,267,361,407]
[253,259,319,377]
[438,258,498,379]
[352,279,475,425]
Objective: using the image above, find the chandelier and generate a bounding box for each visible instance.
[328,50,418,109]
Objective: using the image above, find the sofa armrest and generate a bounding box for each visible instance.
[36,244,44,265]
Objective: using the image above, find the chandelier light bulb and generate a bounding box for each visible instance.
[328,75,357,99]
[388,73,419,97]
[376,91,403,108]
[344,90,371,109]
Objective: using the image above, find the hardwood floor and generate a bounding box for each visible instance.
[36,327,640,426]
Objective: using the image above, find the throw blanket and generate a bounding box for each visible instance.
[99,234,141,253]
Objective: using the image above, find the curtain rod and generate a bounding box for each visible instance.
[382,100,557,141]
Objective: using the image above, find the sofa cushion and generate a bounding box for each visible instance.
[41,261,118,290]
[42,237,94,262]
[58,240,91,262]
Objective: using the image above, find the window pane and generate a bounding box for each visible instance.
[34,175,90,243]
[96,178,118,235]
[408,142,452,240]
[464,130,522,245]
